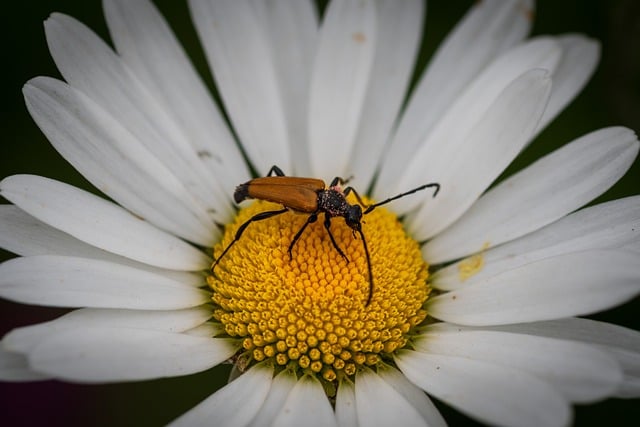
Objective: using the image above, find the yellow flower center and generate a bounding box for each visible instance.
[209,198,429,381]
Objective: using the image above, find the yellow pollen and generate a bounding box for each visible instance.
[210,198,430,380]
[458,242,490,281]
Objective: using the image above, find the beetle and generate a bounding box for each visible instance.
[212,165,440,305]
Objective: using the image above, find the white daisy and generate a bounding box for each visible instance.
[1,1,639,426]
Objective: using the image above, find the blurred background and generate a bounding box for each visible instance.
[1,1,638,425]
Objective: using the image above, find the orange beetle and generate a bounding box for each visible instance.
[212,165,440,305]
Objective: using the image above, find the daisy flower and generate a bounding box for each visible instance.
[1,1,640,426]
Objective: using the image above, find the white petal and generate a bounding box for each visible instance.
[3,306,212,354]
[377,36,559,203]
[249,369,298,427]
[355,367,428,427]
[376,365,447,427]
[425,127,639,264]
[0,205,205,286]
[250,0,319,176]
[0,256,210,310]
[617,378,640,398]
[378,0,534,193]
[433,195,640,290]
[0,204,112,258]
[427,250,640,326]
[308,0,376,179]
[416,323,622,403]
[536,35,601,135]
[0,345,50,382]
[184,322,222,338]
[29,327,237,383]
[348,0,424,190]
[405,68,552,240]
[189,0,291,174]
[476,318,640,399]
[103,0,249,195]
[0,175,210,271]
[273,374,338,427]
[45,13,232,220]
[336,379,358,427]
[395,349,571,427]
[171,363,273,427]
[23,77,218,246]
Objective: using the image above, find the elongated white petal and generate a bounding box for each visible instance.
[425,127,639,264]
[433,196,640,290]
[336,379,358,427]
[1,175,210,271]
[378,36,559,205]
[618,378,640,398]
[189,0,291,174]
[476,318,640,399]
[249,369,298,427]
[378,0,534,193]
[355,367,428,427]
[171,363,273,426]
[184,322,222,338]
[250,0,318,176]
[23,77,218,246]
[427,250,640,326]
[45,13,232,220]
[536,35,601,135]
[348,0,424,190]
[416,323,622,403]
[0,205,94,257]
[395,350,571,427]
[3,306,212,354]
[273,374,338,427]
[28,327,236,383]
[103,0,249,195]
[0,256,210,310]
[376,365,447,427]
[0,345,50,382]
[308,0,376,178]
[406,69,552,240]
[0,205,205,286]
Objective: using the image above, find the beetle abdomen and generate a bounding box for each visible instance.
[234,183,250,203]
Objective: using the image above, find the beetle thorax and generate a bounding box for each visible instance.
[318,189,350,217]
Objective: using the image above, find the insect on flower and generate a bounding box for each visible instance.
[212,165,440,305]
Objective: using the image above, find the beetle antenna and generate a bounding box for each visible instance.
[356,228,374,306]
[364,183,440,214]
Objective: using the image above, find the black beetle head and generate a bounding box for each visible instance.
[345,204,363,230]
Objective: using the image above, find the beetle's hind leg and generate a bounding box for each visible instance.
[288,213,318,260]
[212,208,289,272]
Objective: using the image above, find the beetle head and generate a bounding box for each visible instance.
[345,204,363,231]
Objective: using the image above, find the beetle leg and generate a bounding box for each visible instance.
[266,165,286,177]
[343,186,368,208]
[288,213,318,259]
[330,175,354,188]
[324,213,349,262]
[212,208,289,272]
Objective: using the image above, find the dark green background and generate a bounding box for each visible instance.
[1,1,639,426]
